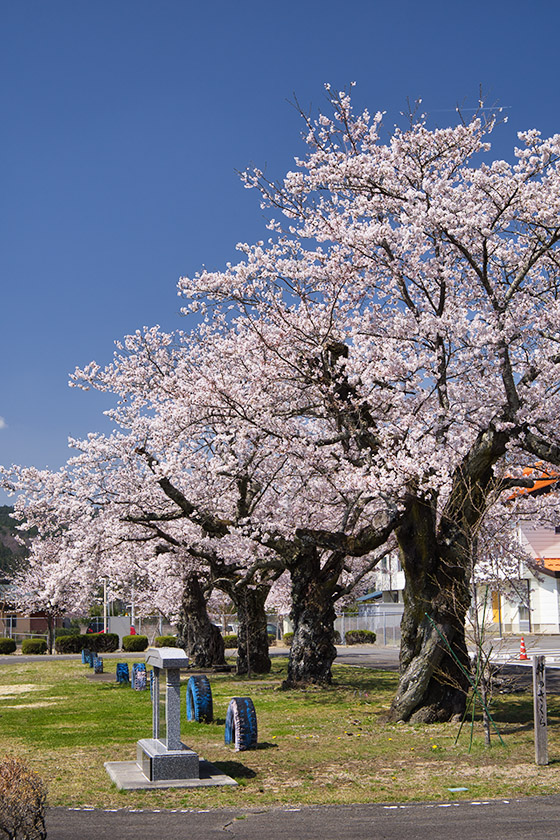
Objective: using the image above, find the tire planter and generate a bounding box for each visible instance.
[186,675,213,723]
[224,697,258,751]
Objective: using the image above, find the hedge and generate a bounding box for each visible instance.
[21,639,47,655]
[55,626,80,638]
[54,632,119,653]
[122,634,149,652]
[55,635,84,654]
[85,632,119,653]
[281,631,340,647]
[345,629,377,645]
[224,633,283,647]
[222,634,238,648]
[0,637,17,655]
[154,635,178,647]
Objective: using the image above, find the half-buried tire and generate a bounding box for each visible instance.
[224,697,258,751]
[186,675,213,723]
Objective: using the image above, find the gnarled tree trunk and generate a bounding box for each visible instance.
[176,572,226,667]
[229,582,271,675]
[284,547,340,687]
[388,496,471,722]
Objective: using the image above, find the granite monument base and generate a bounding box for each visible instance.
[137,737,199,781]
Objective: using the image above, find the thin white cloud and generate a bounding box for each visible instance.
[0,417,6,430]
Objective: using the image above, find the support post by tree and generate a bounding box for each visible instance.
[533,655,548,766]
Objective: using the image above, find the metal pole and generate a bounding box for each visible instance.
[103,579,108,634]
[131,583,135,630]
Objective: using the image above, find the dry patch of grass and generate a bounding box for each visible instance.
[0,684,52,696]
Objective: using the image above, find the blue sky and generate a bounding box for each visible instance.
[1,0,560,504]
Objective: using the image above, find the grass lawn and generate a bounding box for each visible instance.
[1,655,560,810]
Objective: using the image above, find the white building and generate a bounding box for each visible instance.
[485,525,560,635]
[356,523,560,636]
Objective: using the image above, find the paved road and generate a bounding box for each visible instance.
[45,796,560,840]
[3,635,559,669]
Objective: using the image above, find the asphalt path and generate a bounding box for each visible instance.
[45,796,560,840]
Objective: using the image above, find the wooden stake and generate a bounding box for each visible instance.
[533,655,549,766]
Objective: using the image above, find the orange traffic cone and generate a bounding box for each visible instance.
[519,636,528,660]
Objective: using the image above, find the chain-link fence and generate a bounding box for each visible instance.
[335,607,404,646]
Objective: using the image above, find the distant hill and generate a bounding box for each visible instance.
[0,505,32,577]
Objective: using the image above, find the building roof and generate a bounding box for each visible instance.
[520,525,560,578]
[512,465,560,497]
[356,591,383,602]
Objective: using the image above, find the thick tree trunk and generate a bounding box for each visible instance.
[388,496,472,723]
[230,583,271,675]
[46,614,55,655]
[284,548,339,687]
[176,572,226,667]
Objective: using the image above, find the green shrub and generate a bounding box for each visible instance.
[222,634,238,648]
[122,634,149,652]
[86,632,119,653]
[283,632,294,647]
[55,626,79,637]
[0,638,16,655]
[345,629,376,645]
[21,639,47,655]
[268,633,276,646]
[154,635,177,647]
[55,635,84,654]
[334,630,342,644]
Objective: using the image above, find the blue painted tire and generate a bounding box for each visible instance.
[186,675,213,723]
[224,697,258,751]
[116,662,130,684]
[132,662,147,690]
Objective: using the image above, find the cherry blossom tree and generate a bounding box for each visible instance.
[9,518,95,654]
[4,451,231,667]
[69,323,395,683]
[6,87,560,723]
[175,88,560,720]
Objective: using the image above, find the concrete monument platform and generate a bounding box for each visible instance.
[104,757,238,790]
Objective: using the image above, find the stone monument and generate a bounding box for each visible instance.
[104,647,237,790]
[138,647,198,781]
